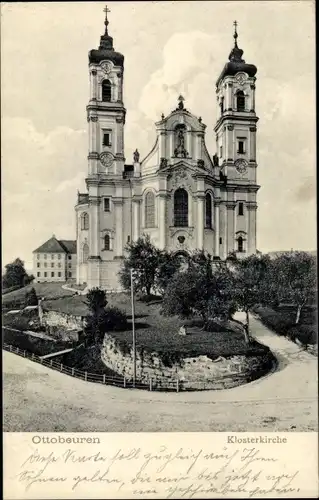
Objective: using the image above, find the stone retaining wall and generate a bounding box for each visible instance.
[101,334,275,390]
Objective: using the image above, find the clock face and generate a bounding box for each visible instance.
[99,152,114,168]
[100,61,112,74]
[235,72,248,85]
[235,159,248,174]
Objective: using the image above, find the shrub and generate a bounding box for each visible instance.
[104,306,128,331]
[24,287,38,307]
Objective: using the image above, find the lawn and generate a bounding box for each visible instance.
[96,293,269,361]
[253,304,317,346]
[2,282,75,310]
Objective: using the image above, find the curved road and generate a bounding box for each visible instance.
[3,314,317,432]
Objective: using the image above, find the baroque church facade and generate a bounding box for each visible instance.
[75,12,260,290]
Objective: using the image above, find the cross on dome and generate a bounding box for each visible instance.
[233,20,238,47]
[103,5,111,35]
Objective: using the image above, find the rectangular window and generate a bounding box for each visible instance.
[58,263,61,268]
[127,235,131,243]
[44,262,47,268]
[51,272,54,277]
[58,254,61,259]
[219,145,223,158]
[44,254,47,259]
[68,263,72,268]
[37,254,40,260]
[238,202,244,216]
[68,272,72,278]
[103,131,112,147]
[58,272,61,277]
[44,272,47,277]
[37,272,40,277]
[104,198,110,212]
[68,255,72,260]
[237,139,246,154]
[37,263,40,268]
[51,263,54,268]
[51,254,54,259]
[219,237,222,244]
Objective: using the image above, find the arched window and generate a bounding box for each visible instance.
[104,234,110,251]
[174,188,188,227]
[102,79,112,102]
[205,193,212,228]
[236,91,245,111]
[82,243,89,263]
[237,237,244,252]
[81,212,89,230]
[145,192,155,228]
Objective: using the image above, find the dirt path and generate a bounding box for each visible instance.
[3,314,317,432]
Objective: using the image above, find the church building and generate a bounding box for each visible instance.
[75,10,260,290]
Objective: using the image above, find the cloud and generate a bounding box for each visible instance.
[294,176,316,203]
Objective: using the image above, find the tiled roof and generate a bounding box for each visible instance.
[34,237,76,254]
[59,240,77,254]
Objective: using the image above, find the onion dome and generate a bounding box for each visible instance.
[89,6,124,67]
[216,21,257,86]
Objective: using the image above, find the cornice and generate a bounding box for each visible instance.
[214,114,259,132]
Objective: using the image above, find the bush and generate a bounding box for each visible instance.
[104,306,128,331]
[24,287,38,307]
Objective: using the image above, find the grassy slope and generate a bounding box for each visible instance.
[253,304,317,345]
[2,282,75,308]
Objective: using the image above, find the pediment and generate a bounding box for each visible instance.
[159,159,211,177]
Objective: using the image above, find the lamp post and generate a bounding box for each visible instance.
[130,268,136,387]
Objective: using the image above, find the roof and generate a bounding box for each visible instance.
[59,240,77,254]
[34,236,76,254]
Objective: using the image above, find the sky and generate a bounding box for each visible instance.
[1,1,316,271]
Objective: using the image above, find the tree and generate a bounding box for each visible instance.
[156,251,182,294]
[271,252,316,324]
[86,287,108,315]
[2,258,30,289]
[231,254,272,341]
[24,287,38,307]
[162,262,236,328]
[119,235,161,296]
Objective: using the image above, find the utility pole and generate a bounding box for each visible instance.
[130,268,136,387]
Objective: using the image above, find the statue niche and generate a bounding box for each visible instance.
[173,124,188,158]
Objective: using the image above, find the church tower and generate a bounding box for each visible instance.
[214,22,259,256]
[75,7,129,290]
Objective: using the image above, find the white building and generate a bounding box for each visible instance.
[75,12,260,290]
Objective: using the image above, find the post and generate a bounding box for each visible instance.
[9,345,12,352]
[103,374,106,384]
[23,350,26,358]
[123,376,126,388]
[149,378,152,391]
[60,363,63,371]
[72,368,75,376]
[31,353,34,360]
[176,378,179,393]
[130,268,136,388]
[85,371,87,381]
[50,359,53,367]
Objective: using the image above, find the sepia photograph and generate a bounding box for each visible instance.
[2,0,317,435]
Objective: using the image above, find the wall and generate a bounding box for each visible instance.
[101,334,274,390]
[40,308,85,331]
[34,252,67,282]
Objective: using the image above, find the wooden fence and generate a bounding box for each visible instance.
[3,343,181,392]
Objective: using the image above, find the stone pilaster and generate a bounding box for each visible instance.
[226,202,236,254]
[132,197,141,242]
[247,203,257,254]
[158,193,167,249]
[250,84,256,111]
[227,82,233,110]
[214,199,221,257]
[159,131,166,159]
[219,201,227,260]
[88,196,101,258]
[249,126,257,162]
[90,69,97,100]
[113,198,124,257]
[196,195,205,249]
